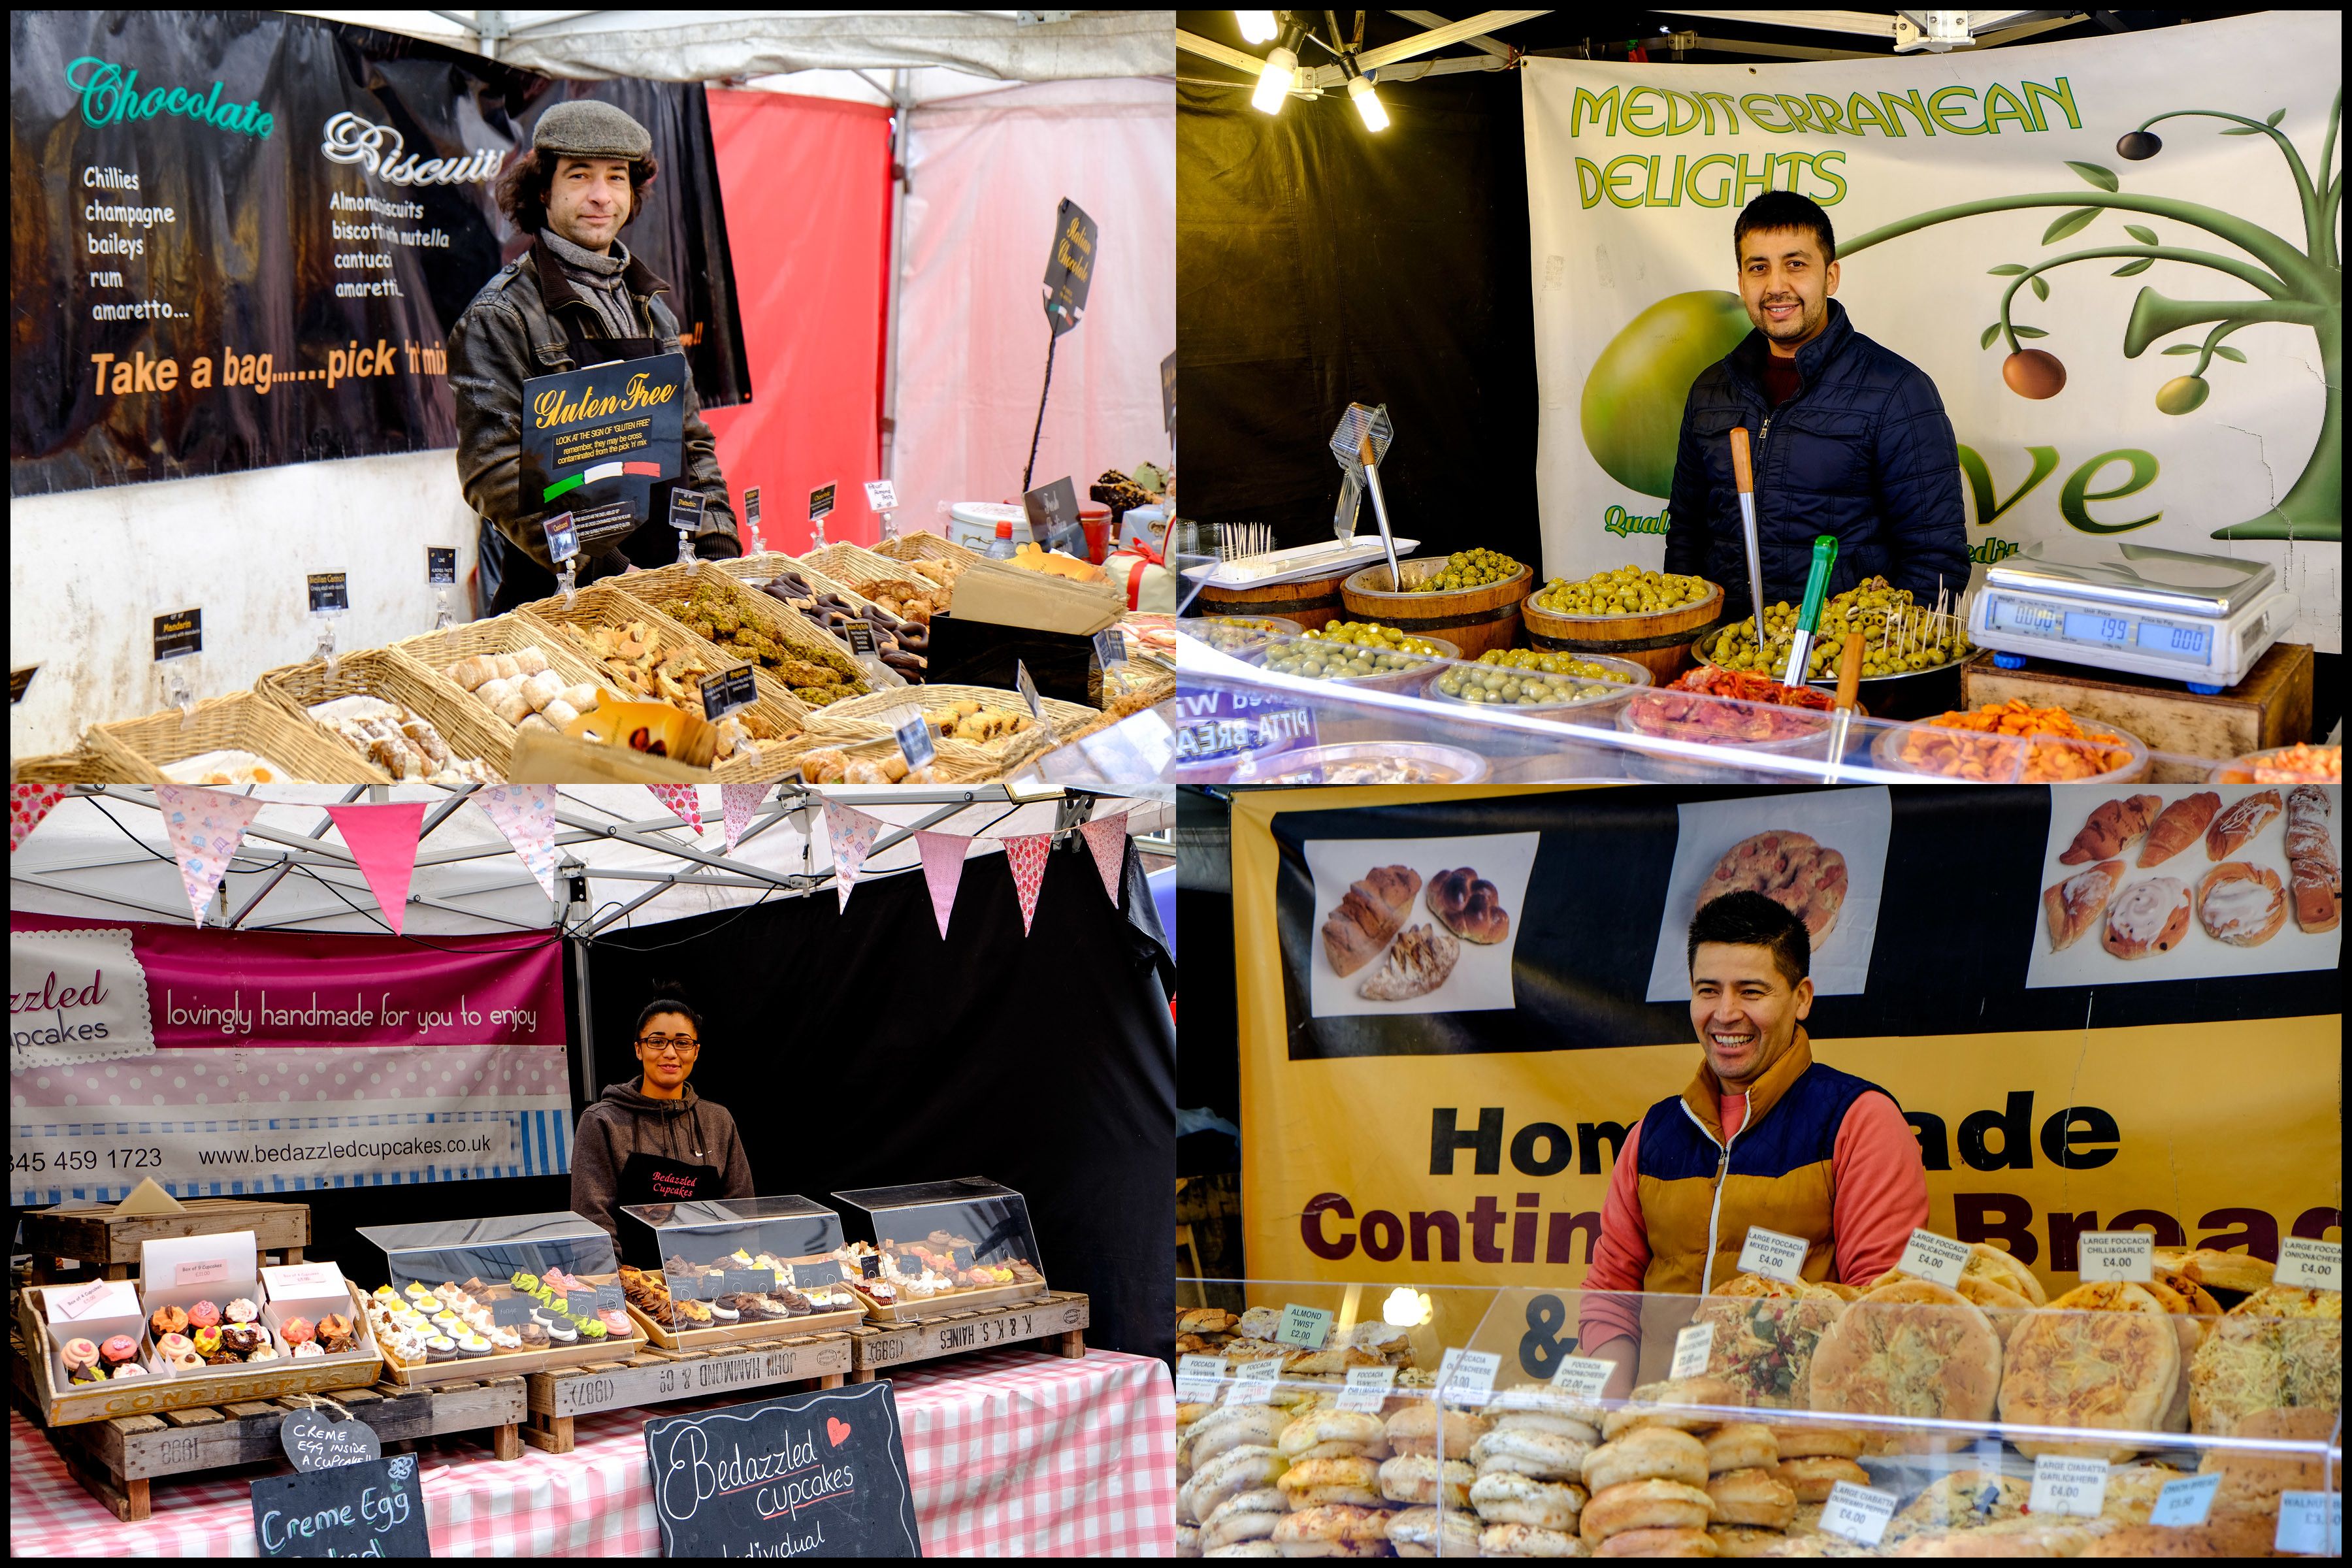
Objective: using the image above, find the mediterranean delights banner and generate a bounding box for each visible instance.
[1230,785,2342,1305]
[1523,11,2342,649]
[8,9,749,495]
[10,913,570,1205]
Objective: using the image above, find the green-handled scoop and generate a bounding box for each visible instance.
[1780,534,1840,687]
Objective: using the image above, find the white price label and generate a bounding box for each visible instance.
[1671,1320,1714,1379]
[48,1279,130,1323]
[261,1262,346,1301]
[1897,1229,1972,1288]
[2276,1237,2342,1290]
[1820,1480,1898,1546]
[2148,1472,2221,1528]
[2029,1455,2109,1517]
[1437,1347,1501,1405]
[1277,1303,1333,1350]
[1228,1356,1283,1405]
[1550,1354,1616,1401]
[174,1256,231,1286]
[1337,1365,1396,1415]
[864,480,898,512]
[2276,1491,2343,1556]
[2076,1231,2154,1282]
[1737,1224,1809,1284]
[1175,1354,1226,1403]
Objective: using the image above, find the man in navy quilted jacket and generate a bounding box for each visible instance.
[1664,191,1968,623]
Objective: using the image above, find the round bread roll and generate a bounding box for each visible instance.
[1584,1426,1710,1492]
[2151,1247,2275,1299]
[1489,1380,1606,1438]
[1708,1526,1795,1558]
[1277,1454,1382,1511]
[1201,1543,1281,1558]
[1479,1520,1586,1558]
[1806,1279,2001,1448]
[1963,1243,2046,1307]
[1279,1409,1390,1461]
[1762,1423,1863,1461]
[1177,1521,1203,1557]
[1271,1503,1395,1552]
[1867,1266,2036,1344]
[1773,1457,1869,1504]
[1999,1282,2180,1460]
[1377,1452,1475,1509]
[1284,1345,1386,1377]
[1384,1505,1481,1557]
[1883,1471,2031,1546]
[2196,1404,2336,1506]
[1184,1445,1289,1522]
[1190,1404,1292,1467]
[1495,1409,1609,1444]
[2148,1266,2221,1319]
[1702,1424,1779,1475]
[1705,1467,1796,1529]
[2131,1275,2209,1431]
[1471,1471,1588,1531]
[1693,1275,1847,1407]
[1472,1424,1594,1480]
[1201,1490,1290,1552]
[1601,1377,1742,1439]
[1580,1478,1716,1544]
[1181,1307,1242,1336]
[1348,1320,1412,1358]
[1237,1306,1284,1341]
[1593,1525,1718,1556]
[2097,1463,2186,1525]
[1384,1399,1490,1458]
[2188,1282,2342,1437]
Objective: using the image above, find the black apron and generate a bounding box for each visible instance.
[615,1148,722,1210]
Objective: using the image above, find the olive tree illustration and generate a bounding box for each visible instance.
[1835,91,2342,542]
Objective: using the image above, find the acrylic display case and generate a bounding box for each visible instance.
[616,1194,864,1347]
[830,1177,1051,1320]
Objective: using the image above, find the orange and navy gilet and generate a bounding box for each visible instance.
[1633,1033,1891,1296]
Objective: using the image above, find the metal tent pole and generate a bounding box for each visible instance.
[879,67,912,487]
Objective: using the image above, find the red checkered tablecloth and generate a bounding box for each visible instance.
[9,1348,1175,1556]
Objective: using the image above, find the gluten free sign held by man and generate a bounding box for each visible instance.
[449,100,740,612]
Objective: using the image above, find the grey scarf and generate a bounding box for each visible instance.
[540,226,643,340]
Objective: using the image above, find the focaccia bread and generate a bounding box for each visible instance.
[1806,1279,2002,1446]
[2187,1282,2342,1436]
[1692,1273,1847,1407]
[1997,1282,2180,1460]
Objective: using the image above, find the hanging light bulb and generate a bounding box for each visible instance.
[1251,44,1298,114]
[1236,10,1279,44]
[1348,71,1388,132]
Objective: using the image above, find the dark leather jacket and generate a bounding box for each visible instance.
[448,238,740,576]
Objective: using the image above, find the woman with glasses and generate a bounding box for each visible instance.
[570,982,755,1236]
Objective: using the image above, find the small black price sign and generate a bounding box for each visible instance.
[595,1282,625,1313]
[951,1247,975,1271]
[280,1407,383,1473]
[427,547,457,585]
[791,1260,845,1290]
[700,663,758,721]
[154,608,203,661]
[1041,196,1099,336]
[10,665,36,705]
[675,1270,712,1301]
[541,510,581,564]
[252,1454,430,1558]
[1093,629,1125,670]
[307,572,350,615]
[723,1268,773,1296]
[491,1295,534,1327]
[1022,475,1085,558]
[1014,660,1045,721]
[859,1254,881,1281]
[809,482,838,521]
[668,489,706,534]
[841,619,878,656]
[894,711,936,772]
[1162,351,1177,436]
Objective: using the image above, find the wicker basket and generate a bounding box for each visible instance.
[789,732,1017,787]
[388,615,615,754]
[254,649,517,779]
[872,533,985,569]
[712,552,801,585]
[514,581,813,743]
[90,693,393,785]
[617,561,875,706]
[803,686,1092,787]
[11,747,114,785]
[796,542,914,592]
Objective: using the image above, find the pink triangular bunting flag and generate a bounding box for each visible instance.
[12,784,70,853]
[154,784,265,926]
[476,785,561,902]
[327,802,428,936]
[1002,832,1053,935]
[1079,811,1129,906]
[720,783,770,855]
[649,784,702,832]
[914,830,969,939]
[826,800,883,911]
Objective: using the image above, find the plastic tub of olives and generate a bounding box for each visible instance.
[1420,650,1652,718]
[1250,626,1461,695]
[1182,614,1303,657]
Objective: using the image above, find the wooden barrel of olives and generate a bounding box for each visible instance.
[1341,559,1531,659]
[1524,580,1723,684]
[1195,565,1354,632]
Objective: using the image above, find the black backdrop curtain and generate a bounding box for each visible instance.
[1177,63,1539,566]
[583,843,1175,1360]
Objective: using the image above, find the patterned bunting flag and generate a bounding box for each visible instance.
[648,784,702,832]
[154,784,265,926]
[825,800,883,911]
[476,784,561,902]
[1001,832,1054,935]
[325,802,429,936]
[914,830,969,939]
[1079,811,1130,907]
[11,784,69,853]
[720,782,770,855]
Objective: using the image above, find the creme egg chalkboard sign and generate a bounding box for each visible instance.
[251,1453,429,1558]
[644,1381,919,1558]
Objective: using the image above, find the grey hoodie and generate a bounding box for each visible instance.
[570,1078,755,1236]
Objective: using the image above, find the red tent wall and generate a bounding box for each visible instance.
[701,90,893,553]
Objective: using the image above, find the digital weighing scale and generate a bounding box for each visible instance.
[1970,541,2298,693]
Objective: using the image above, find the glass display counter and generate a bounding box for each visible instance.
[832,1177,1050,1320]
[351,1211,641,1382]
[616,1194,863,1343]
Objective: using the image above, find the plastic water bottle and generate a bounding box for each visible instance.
[987,519,1017,560]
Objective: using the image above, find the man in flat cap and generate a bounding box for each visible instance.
[450,99,741,612]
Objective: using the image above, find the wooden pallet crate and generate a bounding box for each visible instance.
[23,1197,310,1283]
[844,1290,1089,1381]
[521,1328,853,1454]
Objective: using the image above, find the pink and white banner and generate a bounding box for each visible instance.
[8,913,569,1205]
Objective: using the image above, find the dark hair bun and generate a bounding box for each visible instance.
[634,983,705,1039]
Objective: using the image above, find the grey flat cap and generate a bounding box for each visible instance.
[533,100,651,160]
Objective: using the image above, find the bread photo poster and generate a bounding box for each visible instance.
[2027,783,2340,988]
[1304,834,1539,1018]
[1642,789,1892,1002]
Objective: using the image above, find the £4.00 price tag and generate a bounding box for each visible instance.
[1437,1348,1501,1407]
[1228,1357,1283,1406]
[1175,1354,1226,1403]
[1671,1321,1714,1380]
[2029,1455,2109,1517]
[1737,1225,1809,1284]
[2148,1472,2221,1529]
[1549,1354,1616,1401]
[2077,1232,2154,1283]
[1820,1480,1899,1546]
[1897,1228,1972,1288]
[1276,1303,1333,1350]
[2276,1237,2342,1290]
[2276,1492,2342,1556]
[1336,1365,1396,1416]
